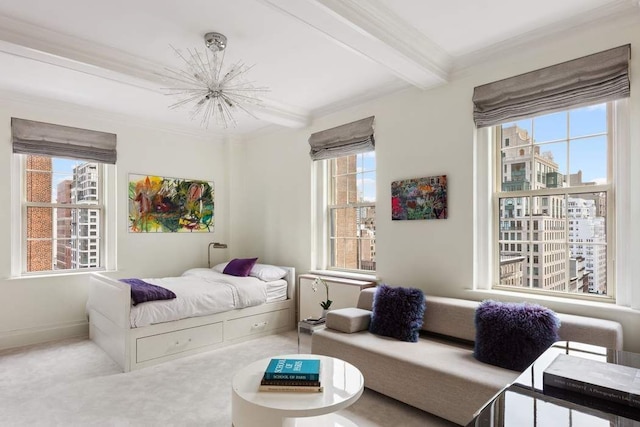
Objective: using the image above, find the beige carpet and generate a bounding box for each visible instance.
[0,330,456,426]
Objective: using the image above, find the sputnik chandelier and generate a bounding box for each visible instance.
[164,32,268,128]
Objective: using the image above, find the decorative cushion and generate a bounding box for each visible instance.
[250,264,287,281]
[474,300,560,371]
[119,278,176,306]
[369,284,425,342]
[326,308,372,333]
[223,257,258,277]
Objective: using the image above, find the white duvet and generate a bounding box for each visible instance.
[130,268,269,328]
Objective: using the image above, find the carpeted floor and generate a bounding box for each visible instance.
[0,330,456,426]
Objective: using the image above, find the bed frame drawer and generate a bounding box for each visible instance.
[225,308,291,340]
[136,322,223,363]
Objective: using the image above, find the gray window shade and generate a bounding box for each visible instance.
[12,118,117,164]
[473,44,630,128]
[308,116,375,160]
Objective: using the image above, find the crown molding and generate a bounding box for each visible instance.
[311,78,410,118]
[0,88,225,140]
[451,0,640,75]
[0,14,165,86]
[261,0,451,89]
[0,14,309,130]
[250,98,311,129]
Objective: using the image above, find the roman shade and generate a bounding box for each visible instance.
[473,44,630,128]
[308,116,375,160]
[12,118,117,164]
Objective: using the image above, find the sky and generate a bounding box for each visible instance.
[356,151,376,202]
[504,103,607,184]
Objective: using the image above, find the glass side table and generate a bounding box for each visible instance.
[467,341,640,426]
[297,320,326,353]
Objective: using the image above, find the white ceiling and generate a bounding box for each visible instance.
[0,0,636,136]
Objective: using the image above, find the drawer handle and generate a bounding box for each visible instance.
[253,321,268,328]
[174,338,192,346]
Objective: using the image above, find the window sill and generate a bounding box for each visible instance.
[7,268,112,280]
[309,269,377,283]
[465,288,636,314]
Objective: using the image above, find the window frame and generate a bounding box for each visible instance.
[12,154,113,277]
[474,100,630,303]
[312,152,376,275]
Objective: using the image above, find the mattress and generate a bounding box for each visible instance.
[266,279,288,302]
[129,269,286,328]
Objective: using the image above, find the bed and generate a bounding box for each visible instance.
[87,263,296,372]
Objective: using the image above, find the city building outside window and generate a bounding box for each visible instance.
[327,152,376,272]
[22,155,105,274]
[495,102,612,297]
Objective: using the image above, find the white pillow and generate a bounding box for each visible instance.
[212,261,287,281]
[212,262,229,273]
[250,264,288,281]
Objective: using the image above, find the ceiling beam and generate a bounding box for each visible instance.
[261,0,452,89]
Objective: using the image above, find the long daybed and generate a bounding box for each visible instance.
[87,264,296,372]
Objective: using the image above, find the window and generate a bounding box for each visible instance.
[22,155,105,273]
[309,116,375,274]
[495,103,611,297]
[11,117,116,276]
[327,152,376,272]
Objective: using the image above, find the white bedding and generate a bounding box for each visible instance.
[129,268,285,328]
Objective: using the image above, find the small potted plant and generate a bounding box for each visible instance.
[312,277,332,318]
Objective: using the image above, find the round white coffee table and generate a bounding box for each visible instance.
[232,354,364,427]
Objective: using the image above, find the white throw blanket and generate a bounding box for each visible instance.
[129,269,267,327]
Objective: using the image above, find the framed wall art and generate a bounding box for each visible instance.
[128,174,214,232]
[391,175,447,220]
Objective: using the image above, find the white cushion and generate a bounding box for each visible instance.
[250,264,287,281]
[212,262,228,273]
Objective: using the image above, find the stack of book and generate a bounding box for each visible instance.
[543,354,640,420]
[259,358,323,392]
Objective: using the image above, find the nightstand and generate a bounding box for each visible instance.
[297,319,326,353]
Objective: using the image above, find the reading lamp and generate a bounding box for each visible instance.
[208,242,228,268]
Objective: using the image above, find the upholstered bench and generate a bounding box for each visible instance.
[311,287,623,426]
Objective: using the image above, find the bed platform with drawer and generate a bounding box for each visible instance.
[87,263,295,372]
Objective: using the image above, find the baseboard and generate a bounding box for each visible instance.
[0,320,89,351]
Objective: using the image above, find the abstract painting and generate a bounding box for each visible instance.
[129,174,214,232]
[391,175,447,220]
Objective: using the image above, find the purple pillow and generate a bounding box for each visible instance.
[369,284,425,342]
[120,278,176,306]
[223,257,258,277]
[474,300,560,371]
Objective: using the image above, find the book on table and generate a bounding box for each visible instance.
[263,358,321,381]
[543,353,640,409]
[259,358,322,392]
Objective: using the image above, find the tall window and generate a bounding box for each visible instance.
[23,155,105,273]
[11,117,116,276]
[495,103,611,297]
[327,152,376,272]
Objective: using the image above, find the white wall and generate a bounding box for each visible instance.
[231,15,640,350]
[0,94,229,349]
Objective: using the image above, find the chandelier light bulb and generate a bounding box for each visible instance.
[163,32,269,129]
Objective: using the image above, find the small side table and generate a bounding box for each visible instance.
[297,320,326,353]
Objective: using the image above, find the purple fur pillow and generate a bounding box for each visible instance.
[474,300,560,371]
[223,257,258,277]
[369,284,425,342]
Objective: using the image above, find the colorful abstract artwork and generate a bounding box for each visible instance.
[391,175,447,220]
[128,174,214,233]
